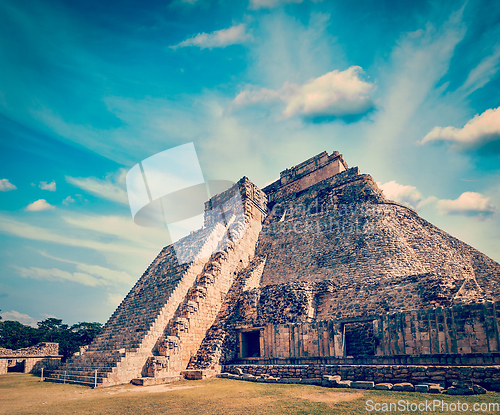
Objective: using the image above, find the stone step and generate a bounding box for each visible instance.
[44,377,100,387]
[87,342,141,350]
[44,375,107,387]
[54,366,115,374]
[50,372,111,381]
[45,372,109,383]
[62,359,122,368]
[65,358,122,366]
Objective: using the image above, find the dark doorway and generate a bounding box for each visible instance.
[344,322,376,356]
[241,331,261,358]
[7,360,25,373]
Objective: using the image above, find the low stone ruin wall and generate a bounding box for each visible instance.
[223,363,500,392]
[0,342,59,357]
[0,343,61,375]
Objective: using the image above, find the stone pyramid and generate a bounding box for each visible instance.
[46,151,500,387]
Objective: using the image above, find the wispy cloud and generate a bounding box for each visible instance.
[420,107,500,154]
[437,191,496,218]
[377,180,435,209]
[0,310,38,327]
[457,46,500,96]
[233,66,374,119]
[25,199,55,211]
[0,213,160,255]
[12,264,132,287]
[365,8,466,147]
[0,178,16,192]
[14,251,135,287]
[170,23,251,50]
[66,169,128,205]
[39,180,56,191]
[61,213,168,248]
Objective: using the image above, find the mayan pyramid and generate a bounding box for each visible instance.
[46,151,500,387]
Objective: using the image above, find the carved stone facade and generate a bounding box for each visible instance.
[46,151,500,388]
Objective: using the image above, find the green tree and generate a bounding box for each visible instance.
[37,318,69,342]
[71,322,103,346]
[0,320,40,349]
[0,317,103,361]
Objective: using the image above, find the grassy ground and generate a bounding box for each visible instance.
[1,373,500,415]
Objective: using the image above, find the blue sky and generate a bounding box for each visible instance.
[0,0,499,326]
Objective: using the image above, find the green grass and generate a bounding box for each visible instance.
[1,374,500,414]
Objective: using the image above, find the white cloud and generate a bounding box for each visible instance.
[233,66,374,119]
[25,199,55,211]
[249,0,303,9]
[420,107,500,153]
[62,196,75,205]
[437,192,496,217]
[377,180,435,209]
[39,180,56,191]
[66,169,128,204]
[170,24,251,50]
[0,178,16,192]
[0,310,38,328]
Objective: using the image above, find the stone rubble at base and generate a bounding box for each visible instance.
[216,372,487,395]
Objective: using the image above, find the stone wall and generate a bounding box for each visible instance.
[222,363,500,391]
[233,302,500,361]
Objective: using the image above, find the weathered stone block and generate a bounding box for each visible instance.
[323,375,341,382]
[428,385,445,393]
[278,377,301,384]
[415,384,429,393]
[375,383,393,390]
[300,378,322,385]
[393,383,415,392]
[446,386,474,395]
[351,381,374,390]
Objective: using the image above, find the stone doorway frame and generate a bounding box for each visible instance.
[238,327,264,359]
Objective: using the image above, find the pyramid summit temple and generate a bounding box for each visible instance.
[46,151,500,389]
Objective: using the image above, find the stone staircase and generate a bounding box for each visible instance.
[45,244,210,387]
[45,177,268,387]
